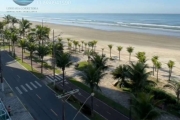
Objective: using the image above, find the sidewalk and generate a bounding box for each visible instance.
[0,80,34,120]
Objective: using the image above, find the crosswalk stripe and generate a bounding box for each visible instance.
[26,84,33,90]
[21,85,28,92]
[30,82,37,89]
[47,76,53,81]
[15,87,23,94]
[47,76,58,82]
[34,81,42,87]
[55,76,62,80]
[56,75,63,80]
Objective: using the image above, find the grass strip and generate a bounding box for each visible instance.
[24,52,61,74]
[69,78,129,117]
[47,83,105,120]
[15,57,45,79]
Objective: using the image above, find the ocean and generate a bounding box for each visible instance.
[1,13,180,37]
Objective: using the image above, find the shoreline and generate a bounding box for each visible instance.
[31,20,180,50]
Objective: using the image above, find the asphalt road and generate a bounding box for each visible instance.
[1,51,87,120]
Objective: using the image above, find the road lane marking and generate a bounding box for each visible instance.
[21,85,28,92]
[17,75,20,78]
[25,84,33,90]
[36,94,41,99]
[107,111,111,115]
[50,109,58,116]
[96,104,99,107]
[30,82,37,89]
[15,87,23,94]
[34,81,42,87]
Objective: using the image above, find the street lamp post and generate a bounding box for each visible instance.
[73,93,95,120]
[57,89,79,120]
[0,42,4,91]
[53,30,56,86]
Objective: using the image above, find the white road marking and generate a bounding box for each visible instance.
[50,109,58,116]
[96,104,99,107]
[34,81,42,87]
[46,76,53,81]
[21,85,28,92]
[107,111,111,115]
[30,82,37,89]
[25,84,33,90]
[17,75,20,78]
[36,94,41,99]
[15,87,23,94]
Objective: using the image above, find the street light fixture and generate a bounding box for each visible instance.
[73,93,95,120]
[52,30,62,86]
[56,89,79,120]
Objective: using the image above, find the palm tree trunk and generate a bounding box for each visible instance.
[119,51,120,61]
[8,42,10,52]
[153,65,154,76]
[129,53,131,62]
[62,68,65,86]
[157,70,159,82]
[30,52,33,69]
[169,69,171,81]
[91,90,94,117]
[22,48,23,62]
[110,49,111,58]
[14,45,16,57]
[41,57,43,74]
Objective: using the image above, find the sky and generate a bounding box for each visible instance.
[1,0,180,13]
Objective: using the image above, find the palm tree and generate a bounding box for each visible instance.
[58,37,63,43]
[84,42,87,51]
[30,25,50,45]
[36,45,50,74]
[81,41,84,51]
[78,44,81,52]
[167,60,175,81]
[164,80,180,102]
[131,92,163,120]
[127,62,155,92]
[11,17,18,28]
[92,40,98,52]
[91,54,108,71]
[88,41,94,51]
[19,18,32,38]
[19,39,27,62]
[151,57,158,76]
[67,38,70,49]
[56,52,72,86]
[108,44,113,58]
[127,46,134,62]
[155,61,162,82]
[136,52,147,63]
[26,42,36,69]
[68,42,72,51]
[101,48,104,56]
[112,65,128,87]
[117,46,123,61]
[4,29,11,52]
[81,64,105,115]
[11,33,18,57]
[153,56,159,71]
[3,15,12,28]
[73,40,79,52]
